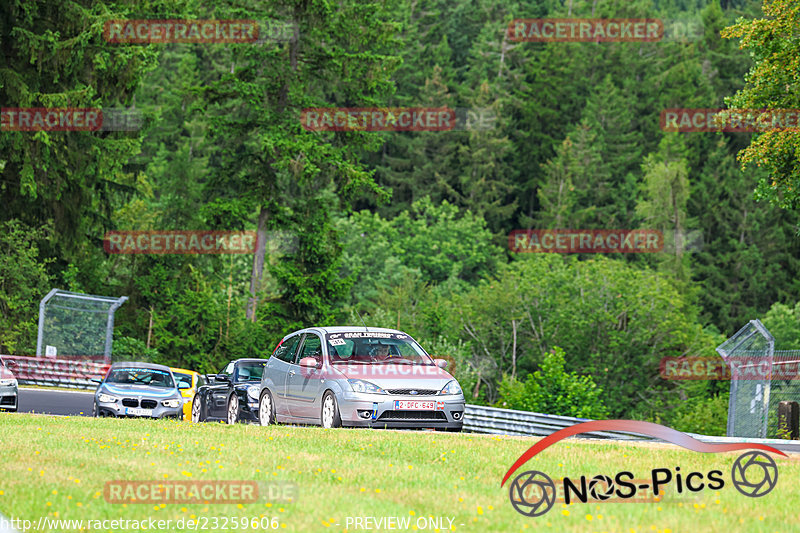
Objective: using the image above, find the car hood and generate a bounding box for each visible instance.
[100,383,180,398]
[331,363,456,391]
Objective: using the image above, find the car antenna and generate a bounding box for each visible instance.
[355,309,370,333]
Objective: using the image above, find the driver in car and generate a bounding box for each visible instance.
[371,343,394,361]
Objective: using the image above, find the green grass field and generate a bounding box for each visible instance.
[0,413,796,533]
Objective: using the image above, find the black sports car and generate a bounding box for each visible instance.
[191,358,267,424]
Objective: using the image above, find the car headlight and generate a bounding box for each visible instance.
[439,380,463,395]
[162,399,181,408]
[0,378,17,387]
[247,385,260,400]
[98,393,118,403]
[348,379,386,394]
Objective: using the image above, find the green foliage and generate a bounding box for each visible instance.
[446,254,720,418]
[497,347,609,419]
[668,392,730,437]
[0,220,52,354]
[762,301,800,349]
[722,0,800,210]
[338,197,501,310]
[112,336,161,364]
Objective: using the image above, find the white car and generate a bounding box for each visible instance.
[0,359,18,412]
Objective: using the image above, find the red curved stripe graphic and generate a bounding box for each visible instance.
[501,419,787,487]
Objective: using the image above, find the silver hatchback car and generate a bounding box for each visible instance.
[258,327,465,431]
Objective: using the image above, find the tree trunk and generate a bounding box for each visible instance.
[246,207,270,321]
[511,319,518,380]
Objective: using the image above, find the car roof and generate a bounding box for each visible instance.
[169,367,199,375]
[291,326,407,336]
[110,361,173,372]
[234,358,268,363]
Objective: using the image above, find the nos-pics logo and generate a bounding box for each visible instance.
[501,420,785,517]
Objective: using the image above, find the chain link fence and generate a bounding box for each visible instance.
[717,319,800,438]
[36,289,128,361]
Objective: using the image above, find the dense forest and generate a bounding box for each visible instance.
[2,0,800,435]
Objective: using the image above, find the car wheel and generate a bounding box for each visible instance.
[92,402,98,417]
[321,391,342,429]
[191,395,204,423]
[258,391,274,426]
[227,394,239,425]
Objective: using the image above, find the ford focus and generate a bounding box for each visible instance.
[258,327,464,431]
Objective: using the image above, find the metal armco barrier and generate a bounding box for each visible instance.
[463,404,653,440]
[0,355,109,389]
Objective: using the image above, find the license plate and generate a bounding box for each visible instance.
[125,408,153,416]
[394,400,435,410]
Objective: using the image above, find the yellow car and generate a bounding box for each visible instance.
[169,367,204,420]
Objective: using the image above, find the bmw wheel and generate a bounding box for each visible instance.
[258,391,274,426]
[227,394,239,425]
[321,391,342,429]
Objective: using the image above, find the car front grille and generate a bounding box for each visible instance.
[386,389,439,396]
[121,398,139,407]
[377,410,447,421]
[141,399,158,409]
[0,396,15,405]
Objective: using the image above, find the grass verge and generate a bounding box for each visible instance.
[0,413,797,532]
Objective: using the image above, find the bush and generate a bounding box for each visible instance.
[668,393,729,436]
[496,346,609,419]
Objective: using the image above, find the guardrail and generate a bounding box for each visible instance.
[463,404,654,440]
[0,355,108,389]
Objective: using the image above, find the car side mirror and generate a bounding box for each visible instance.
[215,373,230,382]
[178,382,191,389]
[434,358,448,369]
[299,357,319,368]
[90,378,102,384]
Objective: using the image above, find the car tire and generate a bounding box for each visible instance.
[258,390,274,426]
[191,395,205,423]
[226,394,239,425]
[92,402,98,417]
[321,391,342,429]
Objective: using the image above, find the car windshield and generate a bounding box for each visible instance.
[105,368,175,388]
[172,372,193,389]
[238,362,265,381]
[326,332,433,365]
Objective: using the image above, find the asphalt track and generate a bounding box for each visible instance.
[8,388,800,454]
[17,387,94,416]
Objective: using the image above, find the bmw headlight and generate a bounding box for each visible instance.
[247,385,260,400]
[348,379,386,394]
[98,393,118,403]
[0,378,17,387]
[162,399,181,408]
[439,380,463,395]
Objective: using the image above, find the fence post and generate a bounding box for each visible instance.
[777,401,799,440]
